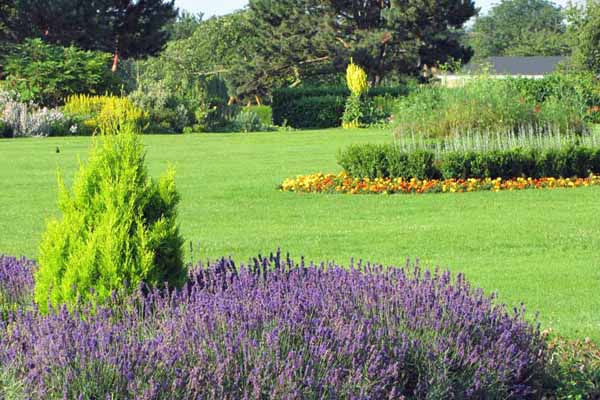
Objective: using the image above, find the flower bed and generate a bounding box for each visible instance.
[0,253,546,399]
[280,172,600,194]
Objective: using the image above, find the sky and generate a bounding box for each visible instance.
[175,0,581,17]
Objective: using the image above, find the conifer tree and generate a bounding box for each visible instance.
[35,122,185,312]
[246,0,476,87]
[0,0,177,61]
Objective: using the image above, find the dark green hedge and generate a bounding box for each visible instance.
[338,144,600,180]
[274,96,346,129]
[272,86,409,128]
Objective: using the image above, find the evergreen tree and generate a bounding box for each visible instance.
[246,0,476,87]
[35,123,185,312]
[165,10,203,41]
[0,0,177,61]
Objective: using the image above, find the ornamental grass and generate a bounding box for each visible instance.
[0,252,546,399]
[281,172,600,195]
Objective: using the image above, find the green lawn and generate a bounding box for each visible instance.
[1,128,599,340]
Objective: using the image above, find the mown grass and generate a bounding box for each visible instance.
[1,128,599,340]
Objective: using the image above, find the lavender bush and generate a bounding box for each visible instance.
[0,256,35,315]
[0,252,546,399]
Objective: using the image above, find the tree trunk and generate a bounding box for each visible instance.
[112,51,119,73]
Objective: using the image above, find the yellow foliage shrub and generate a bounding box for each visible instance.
[64,94,147,134]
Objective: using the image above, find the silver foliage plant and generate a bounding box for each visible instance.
[395,125,600,158]
[0,90,70,138]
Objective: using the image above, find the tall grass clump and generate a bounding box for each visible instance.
[393,76,588,138]
[34,122,185,313]
[1,253,547,399]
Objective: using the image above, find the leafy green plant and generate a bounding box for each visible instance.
[2,39,119,107]
[393,75,589,138]
[341,94,363,129]
[510,73,600,123]
[543,336,600,399]
[34,123,185,313]
[134,54,231,132]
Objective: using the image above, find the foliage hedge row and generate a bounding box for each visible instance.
[338,144,600,180]
[272,86,408,128]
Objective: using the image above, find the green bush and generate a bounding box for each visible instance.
[128,81,190,134]
[245,105,272,126]
[2,39,119,107]
[34,124,185,313]
[338,144,441,179]
[337,143,600,180]
[272,86,408,128]
[132,57,231,133]
[275,95,346,129]
[0,120,12,138]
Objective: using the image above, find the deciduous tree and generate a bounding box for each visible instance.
[468,0,569,58]
[568,0,600,74]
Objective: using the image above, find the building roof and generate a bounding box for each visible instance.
[462,56,566,76]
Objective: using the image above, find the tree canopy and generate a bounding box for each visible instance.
[568,0,600,74]
[246,0,476,88]
[468,0,570,58]
[0,0,177,59]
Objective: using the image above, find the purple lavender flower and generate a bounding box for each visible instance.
[0,252,546,399]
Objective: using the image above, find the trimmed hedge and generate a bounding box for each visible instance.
[274,95,346,129]
[338,144,600,180]
[272,86,408,128]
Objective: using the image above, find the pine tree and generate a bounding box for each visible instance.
[0,0,177,60]
[246,0,476,87]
